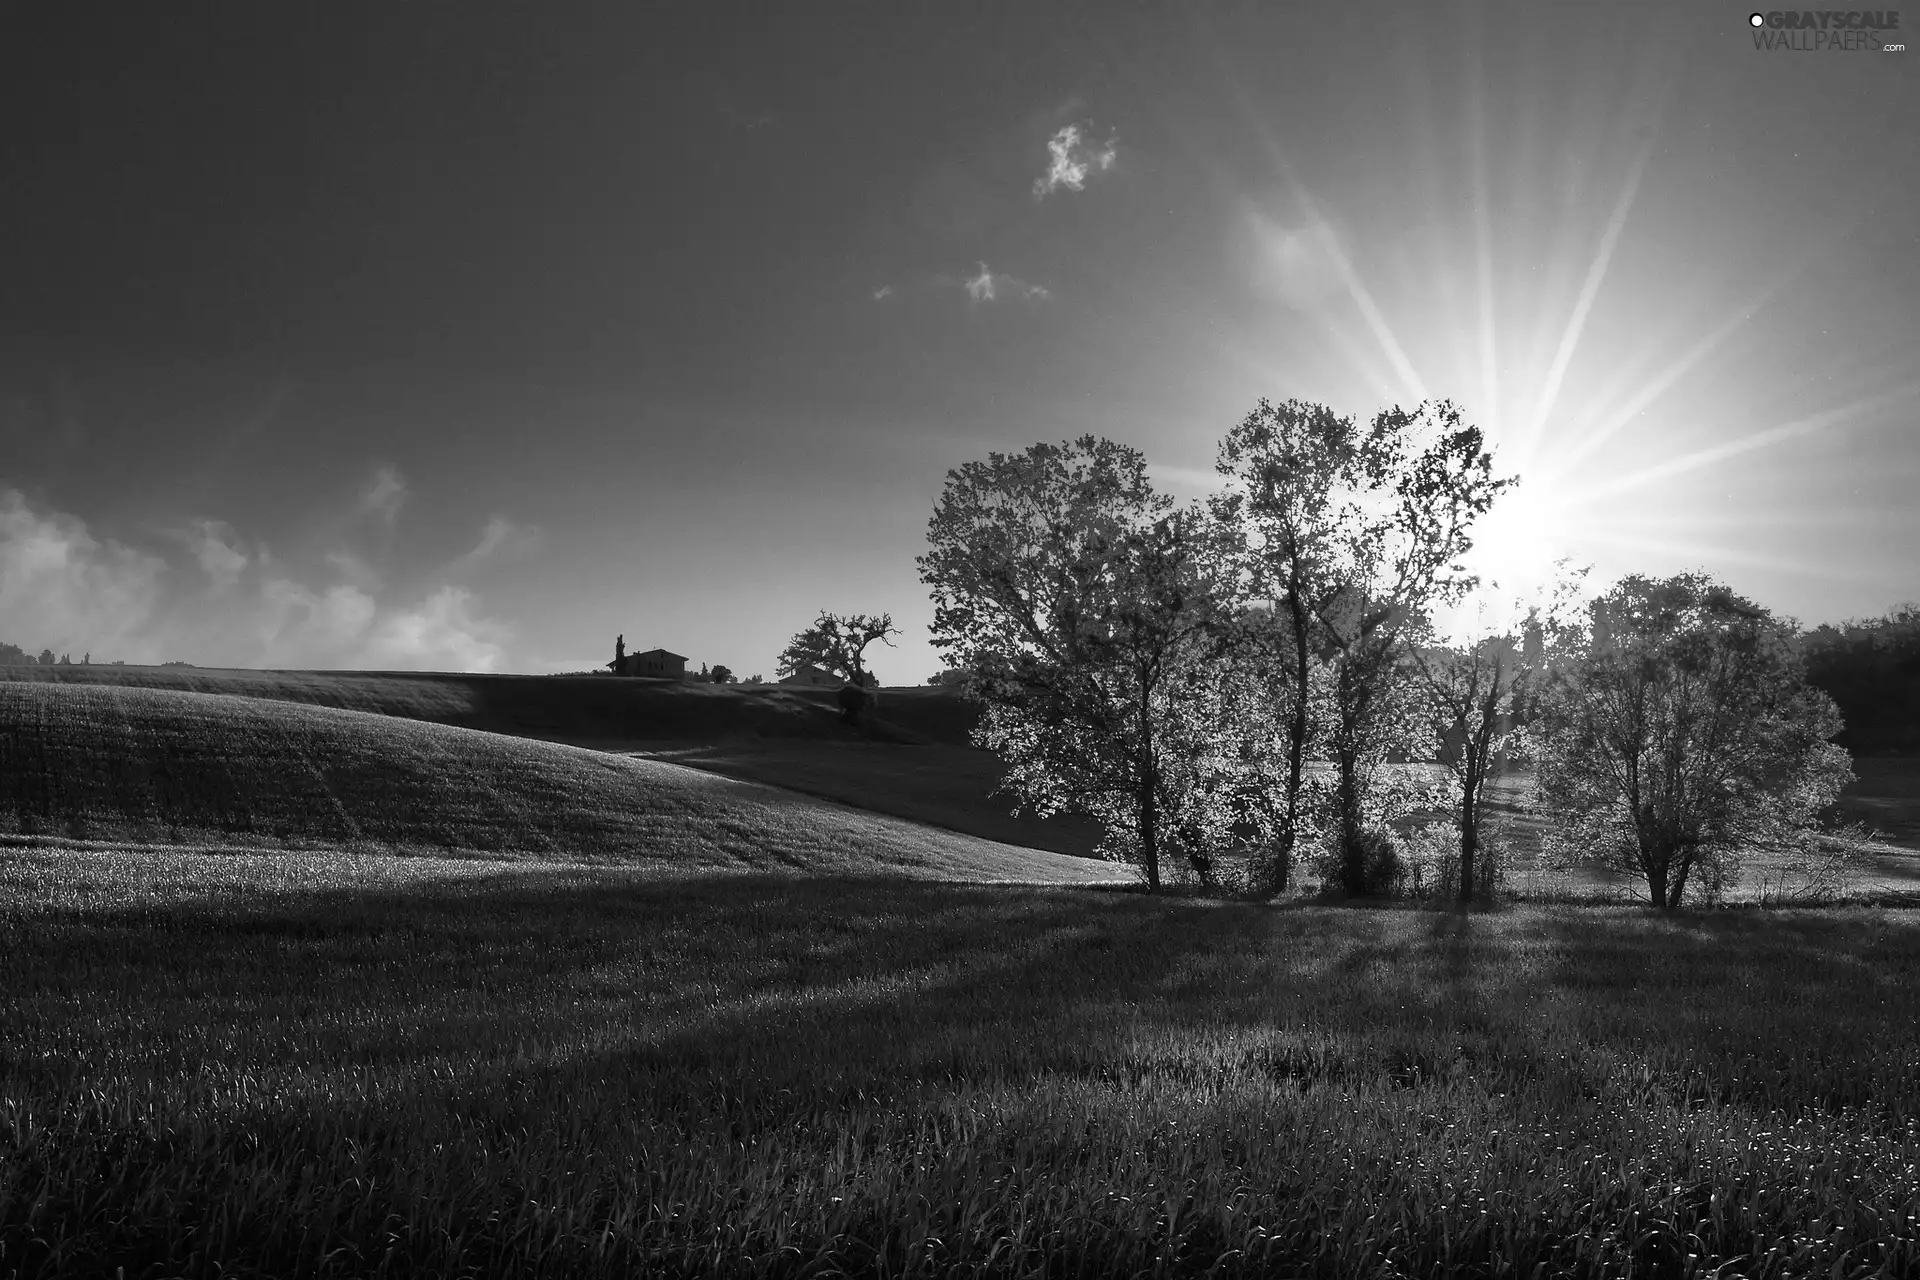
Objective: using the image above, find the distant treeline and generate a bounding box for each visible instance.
[1803,605,1920,754]
[0,643,82,666]
[0,643,145,667]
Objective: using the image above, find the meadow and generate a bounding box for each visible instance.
[5,671,1920,1276]
[4,860,1919,1278]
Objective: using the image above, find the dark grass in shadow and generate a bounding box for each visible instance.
[5,869,1920,1277]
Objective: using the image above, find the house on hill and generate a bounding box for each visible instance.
[628,648,687,679]
[779,665,840,688]
[607,635,689,679]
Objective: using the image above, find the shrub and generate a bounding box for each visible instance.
[1402,820,1510,903]
[1312,825,1406,898]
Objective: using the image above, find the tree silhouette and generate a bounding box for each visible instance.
[777,612,899,687]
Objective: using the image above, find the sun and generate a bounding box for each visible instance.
[1460,468,1574,603]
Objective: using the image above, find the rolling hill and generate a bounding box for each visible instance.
[0,680,1119,884]
[0,666,1107,855]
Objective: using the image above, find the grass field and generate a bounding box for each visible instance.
[0,681,1114,886]
[3,864,1919,1277]
[5,669,1920,1273]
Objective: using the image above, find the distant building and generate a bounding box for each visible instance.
[779,665,841,688]
[627,648,688,680]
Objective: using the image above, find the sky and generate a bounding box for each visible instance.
[1,3,1916,680]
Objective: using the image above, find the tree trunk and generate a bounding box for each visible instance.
[1269,588,1314,898]
[1139,691,1161,893]
[1642,848,1671,910]
[1276,695,1308,895]
[1667,852,1693,910]
[1457,773,1478,905]
[1337,748,1366,895]
[1140,773,1161,892]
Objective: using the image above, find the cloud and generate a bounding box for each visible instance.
[1034,121,1118,199]
[447,514,541,578]
[959,262,1051,303]
[871,285,893,301]
[357,464,408,527]
[362,586,509,672]
[0,486,515,672]
[0,489,167,660]
[184,519,248,591]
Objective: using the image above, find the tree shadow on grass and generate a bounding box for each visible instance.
[1529,905,1920,1116]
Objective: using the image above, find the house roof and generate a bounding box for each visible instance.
[634,648,687,661]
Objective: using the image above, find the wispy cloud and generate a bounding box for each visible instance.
[184,519,247,591]
[959,262,1051,303]
[447,514,541,578]
[0,486,515,672]
[357,464,408,527]
[871,285,893,301]
[1034,121,1118,199]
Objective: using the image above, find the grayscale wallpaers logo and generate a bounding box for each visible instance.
[1748,9,1904,49]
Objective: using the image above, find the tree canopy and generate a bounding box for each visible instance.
[776,612,899,687]
[1530,574,1853,909]
[919,436,1236,889]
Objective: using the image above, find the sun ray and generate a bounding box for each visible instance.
[1545,273,1799,477]
[1547,191,1886,478]
[1526,89,1666,451]
[1211,58,1432,408]
[1563,378,1920,507]
[1574,526,1883,582]
[1468,50,1501,443]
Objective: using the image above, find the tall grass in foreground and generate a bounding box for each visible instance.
[4,858,1918,1277]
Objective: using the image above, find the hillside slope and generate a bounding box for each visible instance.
[0,667,1107,856]
[0,664,887,743]
[0,681,1119,884]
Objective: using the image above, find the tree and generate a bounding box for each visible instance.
[1212,400,1362,895]
[1404,565,1588,903]
[919,436,1232,890]
[1214,398,1511,897]
[777,611,900,687]
[710,664,734,684]
[1315,403,1510,896]
[0,642,26,665]
[37,649,54,666]
[1530,574,1854,910]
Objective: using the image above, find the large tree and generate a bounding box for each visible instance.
[1530,574,1854,909]
[776,611,899,687]
[1215,398,1510,897]
[919,437,1231,891]
[1211,399,1360,894]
